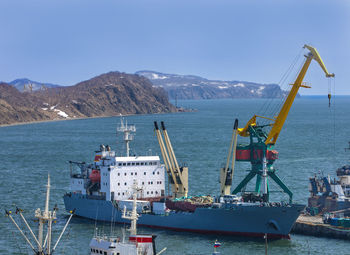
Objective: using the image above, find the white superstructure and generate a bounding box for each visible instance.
[69,117,165,203]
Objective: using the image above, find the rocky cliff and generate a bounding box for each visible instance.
[0,72,176,125]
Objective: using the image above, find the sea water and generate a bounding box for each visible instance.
[1,97,350,254]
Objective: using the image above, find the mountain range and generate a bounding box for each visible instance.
[0,72,175,125]
[136,70,287,100]
[1,70,291,125]
[8,78,62,92]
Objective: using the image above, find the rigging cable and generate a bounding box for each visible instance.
[269,54,305,121]
[332,77,336,168]
[258,47,304,127]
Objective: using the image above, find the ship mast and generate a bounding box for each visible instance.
[117,116,136,157]
[122,180,141,235]
[5,175,74,255]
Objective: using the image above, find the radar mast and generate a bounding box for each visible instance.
[117,116,136,157]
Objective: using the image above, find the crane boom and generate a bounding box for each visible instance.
[154,121,188,198]
[264,44,334,145]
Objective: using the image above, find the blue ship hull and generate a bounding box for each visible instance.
[64,193,304,239]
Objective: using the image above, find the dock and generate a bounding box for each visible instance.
[292,215,350,240]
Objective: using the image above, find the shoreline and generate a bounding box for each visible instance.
[0,110,184,128]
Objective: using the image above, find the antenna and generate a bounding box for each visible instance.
[117,115,136,157]
[122,180,142,235]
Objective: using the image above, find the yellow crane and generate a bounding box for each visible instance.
[224,44,334,203]
[154,121,188,198]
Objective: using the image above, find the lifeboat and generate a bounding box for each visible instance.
[89,170,101,183]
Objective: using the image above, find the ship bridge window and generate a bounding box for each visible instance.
[118,163,122,166]
[123,163,126,166]
[136,162,140,166]
[132,162,135,166]
[127,163,131,166]
[131,172,133,175]
[144,172,146,175]
[141,162,144,166]
[104,252,107,255]
[124,182,127,186]
[124,173,127,176]
[145,162,149,165]
[135,172,137,175]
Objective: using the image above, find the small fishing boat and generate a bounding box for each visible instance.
[89,180,166,255]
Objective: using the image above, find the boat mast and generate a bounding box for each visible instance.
[5,175,74,255]
[122,180,141,235]
[117,116,136,157]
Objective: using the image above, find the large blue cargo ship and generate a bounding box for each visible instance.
[63,117,304,239]
[64,193,304,239]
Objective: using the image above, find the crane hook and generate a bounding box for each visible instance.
[328,93,331,107]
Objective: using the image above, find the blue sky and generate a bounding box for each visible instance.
[0,0,348,95]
